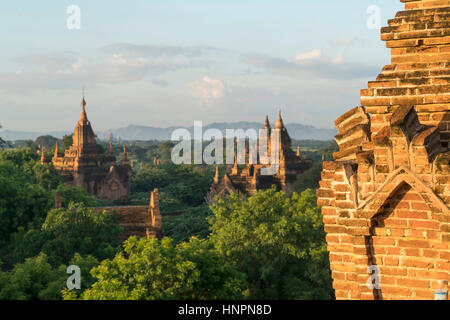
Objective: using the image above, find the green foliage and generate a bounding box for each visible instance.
[157,141,175,163]
[82,237,245,300]
[0,149,96,251]
[0,148,62,190]
[162,205,213,243]
[0,124,10,149]
[290,140,338,193]
[0,147,39,167]
[0,253,66,300]
[53,184,98,207]
[291,163,322,194]
[131,163,214,210]
[62,134,73,151]
[38,203,122,267]
[0,159,52,248]
[10,227,51,264]
[291,139,334,151]
[209,187,334,300]
[62,254,100,299]
[0,252,101,300]
[35,135,59,150]
[9,202,121,268]
[25,140,38,151]
[32,162,62,190]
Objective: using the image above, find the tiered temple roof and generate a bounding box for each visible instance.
[52,97,132,203]
[210,111,312,198]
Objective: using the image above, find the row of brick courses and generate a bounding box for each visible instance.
[318,0,449,300]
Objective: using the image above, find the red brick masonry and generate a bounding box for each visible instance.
[318,0,450,300]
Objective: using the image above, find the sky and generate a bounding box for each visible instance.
[0,0,404,132]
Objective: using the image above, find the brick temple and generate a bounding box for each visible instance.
[210,111,312,198]
[52,97,132,203]
[318,0,449,300]
[55,188,162,239]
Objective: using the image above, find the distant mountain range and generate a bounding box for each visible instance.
[0,122,337,141]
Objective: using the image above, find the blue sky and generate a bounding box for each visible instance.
[0,1,404,132]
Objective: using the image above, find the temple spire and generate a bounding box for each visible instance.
[122,145,129,165]
[297,144,301,158]
[80,94,88,124]
[214,165,220,183]
[264,115,271,129]
[53,142,59,158]
[109,141,113,155]
[275,109,284,129]
[232,153,239,175]
[40,147,46,164]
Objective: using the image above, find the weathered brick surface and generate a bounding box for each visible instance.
[93,189,162,240]
[319,0,450,300]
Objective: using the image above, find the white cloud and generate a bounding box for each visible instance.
[243,49,376,80]
[187,77,227,104]
[331,54,344,64]
[295,49,324,61]
[101,43,227,58]
[329,37,359,47]
[0,43,225,93]
[294,48,342,65]
[71,58,84,71]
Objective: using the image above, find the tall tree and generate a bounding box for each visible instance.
[81,237,245,300]
[209,187,334,300]
[62,134,73,152]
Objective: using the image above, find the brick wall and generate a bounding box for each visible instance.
[318,0,450,300]
[93,189,162,240]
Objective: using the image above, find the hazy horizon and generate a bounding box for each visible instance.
[0,118,337,133]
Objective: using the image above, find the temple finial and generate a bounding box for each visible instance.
[232,153,239,175]
[122,145,129,164]
[80,91,88,123]
[264,115,271,129]
[40,147,46,164]
[275,109,284,129]
[53,141,59,158]
[214,165,220,183]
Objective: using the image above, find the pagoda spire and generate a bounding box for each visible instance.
[53,142,59,158]
[80,94,88,124]
[40,147,46,164]
[122,145,129,165]
[264,115,271,129]
[232,153,239,175]
[214,165,220,183]
[297,144,301,158]
[275,109,284,129]
[109,141,113,155]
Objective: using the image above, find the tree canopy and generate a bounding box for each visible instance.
[82,237,245,300]
[209,187,334,299]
